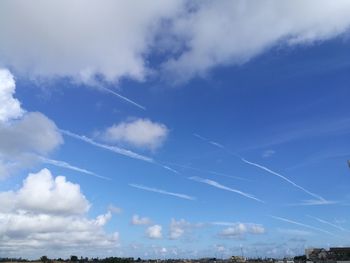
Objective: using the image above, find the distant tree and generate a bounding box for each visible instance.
[41,256,49,263]
[71,256,78,262]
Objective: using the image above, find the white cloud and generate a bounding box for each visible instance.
[2,1,350,84]
[101,118,169,151]
[0,168,118,257]
[0,68,24,122]
[169,219,192,240]
[219,223,265,238]
[163,0,350,82]
[0,0,183,84]
[0,168,90,215]
[0,112,63,156]
[131,214,152,225]
[108,205,122,214]
[0,69,63,178]
[146,224,163,239]
[0,112,63,178]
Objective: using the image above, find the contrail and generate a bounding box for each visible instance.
[129,183,195,201]
[39,156,111,181]
[166,162,250,181]
[60,129,154,163]
[193,133,327,202]
[160,165,180,174]
[270,215,336,236]
[241,158,325,201]
[307,215,347,232]
[60,129,181,175]
[189,176,264,203]
[193,133,225,149]
[100,86,146,110]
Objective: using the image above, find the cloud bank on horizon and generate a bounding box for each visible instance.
[1,0,350,84]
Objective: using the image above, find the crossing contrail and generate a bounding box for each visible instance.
[165,162,250,181]
[271,215,336,236]
[241,158,325,201]
[194,133,328,202]
[189,176,264,203]
[307,215,348,232]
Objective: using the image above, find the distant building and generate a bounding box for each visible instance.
[230,256,245,263]
[305,248,327,261]
[330,247,350,261]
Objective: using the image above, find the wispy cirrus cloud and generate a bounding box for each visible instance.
[277,228,313,236]
[129,184,195,201]
[262,150,275,158]
[189,176,264,203]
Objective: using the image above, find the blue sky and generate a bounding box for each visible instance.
[1,0,350,259]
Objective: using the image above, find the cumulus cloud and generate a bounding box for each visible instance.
[0,69,63,178]
[0,112,63,156]
[163,0,350,82]
[146,225,163,239]
[0,112,63,178]
[169,219,193,240]
[0,0,183,83]
[0,69,24,122]
[2,1,350,84]
[219,223,265,238]
[131,214,152,225]
[0,168,118,257]
[101,118,169,151]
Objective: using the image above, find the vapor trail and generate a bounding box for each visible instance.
[307,215,347,232]
[189,176,264,203]
[271,215,335,236]
[129,183,195,201]
[241,158,325,201]
[60,129,154,163]
[60,129,181,176]
[39,156,111,181]
[100,86,146,110]
[193,133,327,202]
[166,162,250,181]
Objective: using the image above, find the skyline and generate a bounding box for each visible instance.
[1,0,350,259]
